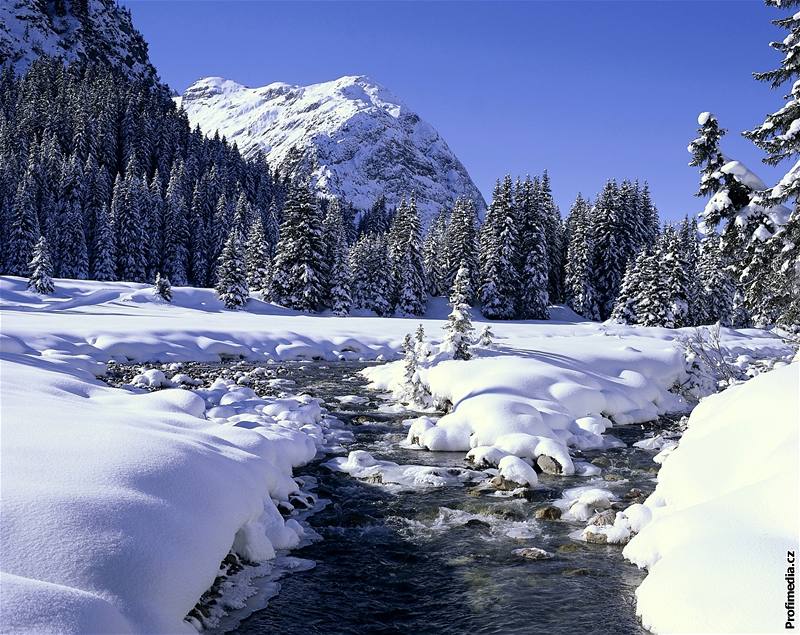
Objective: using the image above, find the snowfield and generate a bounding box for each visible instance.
[0,275,795,633]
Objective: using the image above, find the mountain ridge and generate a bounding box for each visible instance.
[177,74,487,224]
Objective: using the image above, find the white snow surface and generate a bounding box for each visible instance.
[176,75,486,225]
[0,276,794,632]
[620,362,800,634]
[0,352,334,633]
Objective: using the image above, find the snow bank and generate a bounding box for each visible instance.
[620,363,799,633]
[0,351,344,633]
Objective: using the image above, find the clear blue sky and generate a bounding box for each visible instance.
[124,0,786,221]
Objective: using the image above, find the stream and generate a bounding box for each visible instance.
[107,360,680,634]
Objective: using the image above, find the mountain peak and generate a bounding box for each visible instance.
[179,74,485,223]
[0,0,160,85]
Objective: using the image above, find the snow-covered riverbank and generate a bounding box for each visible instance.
[1,275,795,633]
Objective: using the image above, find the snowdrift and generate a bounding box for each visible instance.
[0,352,334,633]
[621,362,800,633]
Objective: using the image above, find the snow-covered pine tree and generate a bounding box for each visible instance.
[162,161,189,286]
[321,199,352,315]
[515,176,549,319]
[402,332,429,407]
[112,164,146,282]
[442,262,475,360]
[631,243,671,328]
[153,272,172,302]
[610,254,643,325]
[27,236,54,295]
[215,230,249,310]
[477,324,495,348]
[443,197,480,297]
[56,153,88,279]
[349,233,393,316]
[678,216,702,325]
[389,193,427,316]
[479,176,519,319]
[590,180,623,319]
[695,233,735,326]
[245,216,271,296]
[661,226,692,328]
[6,161,40,276]
[564,194,600,320]
[539,171,565,303]
[91,205,116,281]
[423,208,448,297]
[270,181,325,312]
[743,0,800,326]
[688,112,727,198]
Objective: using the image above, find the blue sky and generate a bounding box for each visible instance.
[124,0,786,221]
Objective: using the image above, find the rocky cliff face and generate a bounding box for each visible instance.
[0,0,159,84]
[177,75,486,224]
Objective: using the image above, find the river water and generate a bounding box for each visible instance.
[220,361,677,635]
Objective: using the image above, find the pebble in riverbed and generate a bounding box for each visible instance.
[513,547,554,560]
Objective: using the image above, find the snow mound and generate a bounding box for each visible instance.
[0,350,340,633]
[621,363,799,633]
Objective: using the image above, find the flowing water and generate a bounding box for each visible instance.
[105,360,676,634]
[223,361,677,635]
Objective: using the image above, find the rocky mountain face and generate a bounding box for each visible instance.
[177,75,486,224]
[0,0,160,84]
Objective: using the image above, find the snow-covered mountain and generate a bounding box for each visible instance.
[177,75,486,224]
[0,0,159,84]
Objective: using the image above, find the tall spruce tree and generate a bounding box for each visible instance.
[270,181,325,312]
[216,230,249,310]
[321,199,352,315]
[564,194,600,320]
[27,235,54,295]
[479,176,519,319]
[443,196,479,297]
[442,263,475,360]
[516,176,549,319]
[245,216,271,296]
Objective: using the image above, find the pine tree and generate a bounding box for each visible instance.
[112,167,146,282]
[321,199,352,315]
[442,263,475,360]
[56,154,88,279]
[479,176,519,319]
[539,171,565,303]
[162,161,189,286]
[443,197,479,296]
[611,255,643,325]
[216,230,249,310]
[350,233,392,316]
[153,272,172,302]
[270,181,325,312]
[423,208,448,296]
[633,247,671,328]
[389,193,427,316]
[7,165,40,276]
[696,233,735,326]
[477,324,495,348]
[27,236,54,295]
[688,112,727,198]
[245,216,271,296]
[402,332,429,407]
[564,194,600,320]
[590,180,623,320]
[516,176,549,319]
[91,204,116,281]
